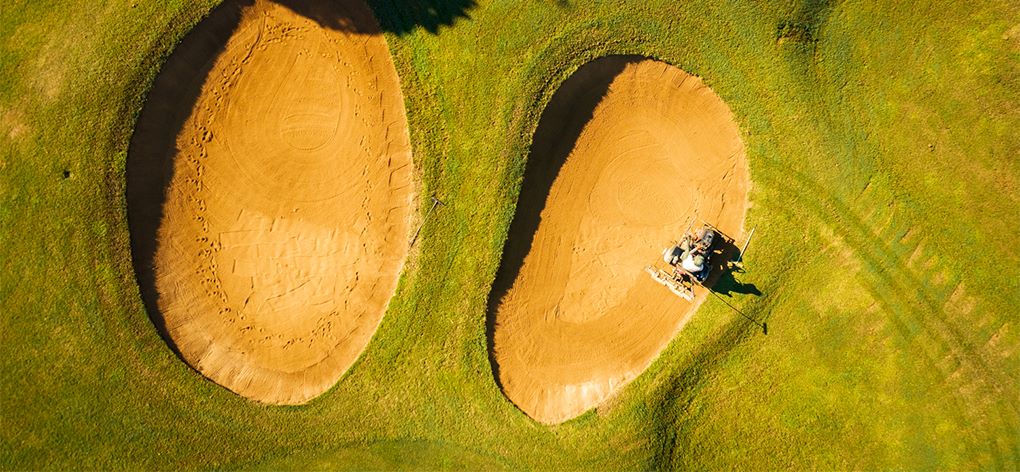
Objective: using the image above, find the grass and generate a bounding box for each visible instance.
[2,0,1019,469]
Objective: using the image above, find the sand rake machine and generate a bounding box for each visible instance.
[645,220,754,300]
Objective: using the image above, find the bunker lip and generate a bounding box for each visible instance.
[127,0,414,405]
[488,56,750,424]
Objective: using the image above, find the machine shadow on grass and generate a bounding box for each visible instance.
[484,56,646,393]
[275,0,477,36]
[126,0,253,360]
[711,267,762,297]
[703,236,761,297]
[702,235,766,333]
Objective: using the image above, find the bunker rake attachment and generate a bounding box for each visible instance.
[646,265,697,300]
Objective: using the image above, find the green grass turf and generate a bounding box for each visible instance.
[2,0,1019,469]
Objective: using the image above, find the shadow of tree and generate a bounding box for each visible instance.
[368,0,477,35]
[274,0,477,36]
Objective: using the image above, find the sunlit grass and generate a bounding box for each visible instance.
[2,0,1018,469]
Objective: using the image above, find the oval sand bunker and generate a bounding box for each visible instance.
[489,57,749,424]
[127,0,413,404]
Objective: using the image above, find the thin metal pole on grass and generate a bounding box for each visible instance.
[737,227,756,263]
[409,195,444,249]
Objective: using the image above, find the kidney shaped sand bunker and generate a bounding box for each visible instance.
[489,57,749,424]
[128,0,413,404]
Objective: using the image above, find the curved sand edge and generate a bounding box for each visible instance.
[127,0,414,404]
[490,57,749,424]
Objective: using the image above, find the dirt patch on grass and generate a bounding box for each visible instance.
[1,108,29,141]
[127,0,413,404]
[489,56,748,424]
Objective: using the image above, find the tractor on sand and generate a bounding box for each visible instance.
[645,220,754,301]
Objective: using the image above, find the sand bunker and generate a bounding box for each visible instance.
[127,0,413,404]
[489,57,749,424]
